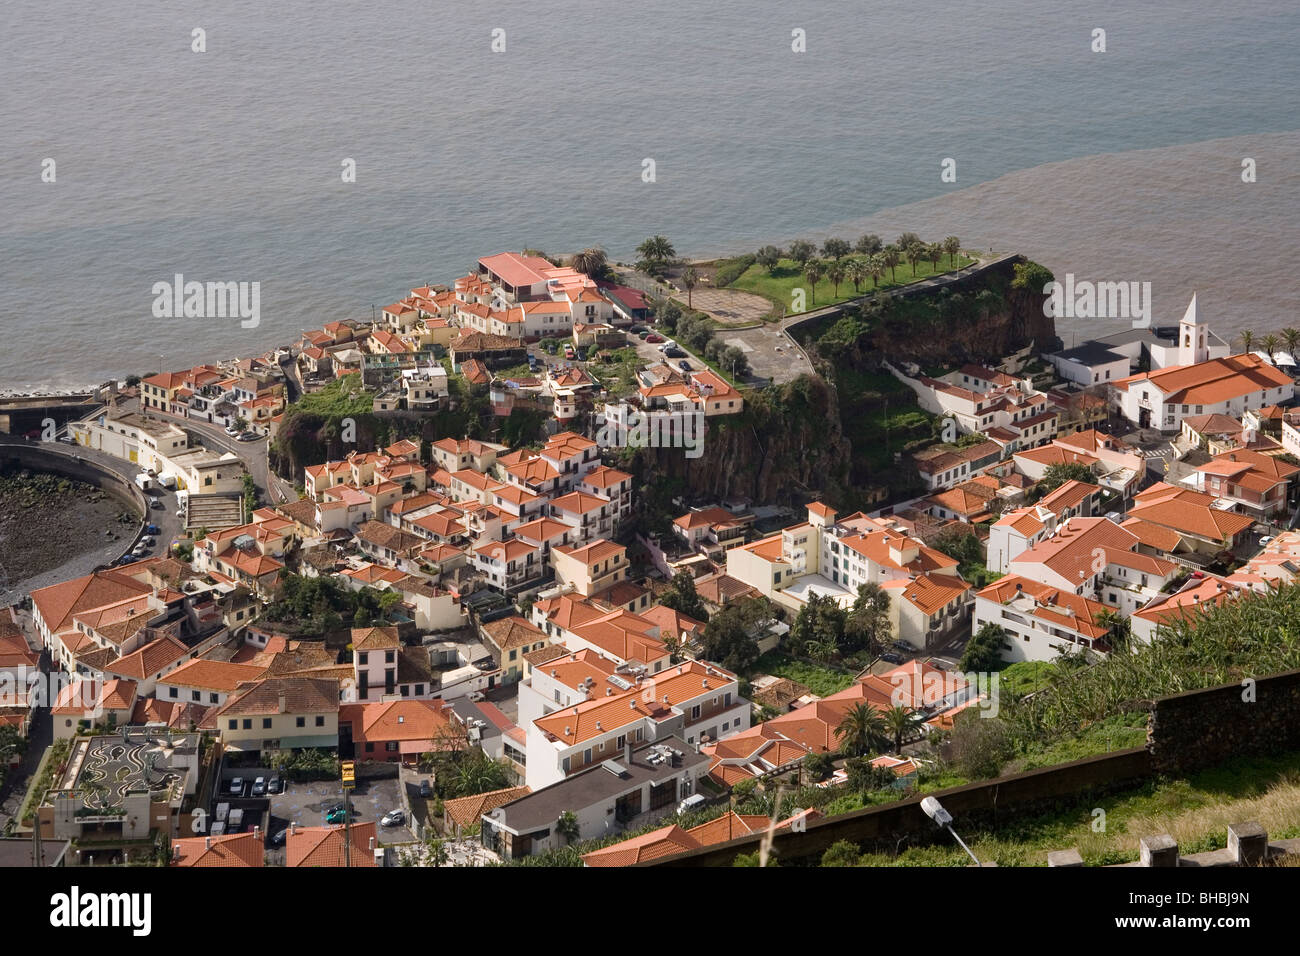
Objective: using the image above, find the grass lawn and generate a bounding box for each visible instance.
[748,651,857,698]
[850,749,1300,866]
[731,255,977,315]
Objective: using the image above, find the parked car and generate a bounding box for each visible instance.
[229,777,245,795]
[252,776,267,796]
[645,333,664,343]
[149,499,164,510]
[637,329,651,339]
[677,360,692,371]
[237,431,259,441]
[418,779,432,798]
[270,828,289,847]
[664,346,686,358]
[325,806,347,825]
[268,777,283,794]
[1259,535,1275,546]
[380,809,406,828]
[879,652,904,664]
[144,524,160,535]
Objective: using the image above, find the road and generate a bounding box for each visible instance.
[0,627,51,833]
[113,395,293,507]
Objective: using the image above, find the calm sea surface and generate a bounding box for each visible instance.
[3,0,1298,389]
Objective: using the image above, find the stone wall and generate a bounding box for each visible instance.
[658,747,1153,867]
[1147,668,1300,775]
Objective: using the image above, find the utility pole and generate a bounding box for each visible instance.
[341,760,355,867]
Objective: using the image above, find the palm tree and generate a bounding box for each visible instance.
[1261,333,1281,361]
[906,242,925,276]
[836,703,889,757]
[844,256,868,293]
[568,247,607,277]
[882,705,924,753]
[636,235,676,269]
[942,236,961,266]
[803,258,825,305]
[881,245,901,281]
[682,267,699,309]
[1282,328,1300,356]
[1238,329,1256,354]
[867,253,885,288]
[826,260,845,298]
[556,810,580,844]
[927,243,943,271]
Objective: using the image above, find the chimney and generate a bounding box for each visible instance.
[253,826,260,841]
[205,836,212,849]
[369,837,376,851]
[290,822,297,835]
[278,691,287,714]
[624,740,632,763]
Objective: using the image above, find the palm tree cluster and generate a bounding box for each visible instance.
[1238,326,1300,361]
[760,233,962,305]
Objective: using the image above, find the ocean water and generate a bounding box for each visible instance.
[2,0,1298,389]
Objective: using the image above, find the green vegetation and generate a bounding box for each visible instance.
[263,748,341,781]
[845,750,1300,867]
[711,254,757,289]
[732,251,976,315]
[636,235,677,277]
[658,571,710,623]
[20,738,72,826]
[747,650,856,698]
[260,574,400,635]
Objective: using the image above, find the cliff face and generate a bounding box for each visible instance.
[628,375,852,506]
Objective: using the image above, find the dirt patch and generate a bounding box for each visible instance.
[0,469,135,589]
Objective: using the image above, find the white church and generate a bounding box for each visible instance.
[1046,294,1235,388]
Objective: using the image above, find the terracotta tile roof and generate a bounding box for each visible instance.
[286,823,378,867]
[162,658,267,692]
[1008,517,1140,585]
[173,831,264,867]
[106,635,189,680]
[443,786,531,828]
[214,677,339,718]
[1039,479,1101,513]
[481,615,546,653]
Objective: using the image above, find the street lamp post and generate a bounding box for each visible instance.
[921,796,982,866]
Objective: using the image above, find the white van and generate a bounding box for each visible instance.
[677,794,707,815]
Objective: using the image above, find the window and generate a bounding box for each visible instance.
[192,690,201,702]
[583,748,592,764]
[365,742,374,752]
[358,651,369,665]
[315,716,325,727]
[210,693,219,704]
[228,719,238,730]
[691,704,701,719]
[242,719,252,730]
[386,741,399,752]
[263,718,272,729]
[168,687,178,699]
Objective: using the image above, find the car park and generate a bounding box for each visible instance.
[380,809,405,828]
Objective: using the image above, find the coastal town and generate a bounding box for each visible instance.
[1,240,1299,872]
